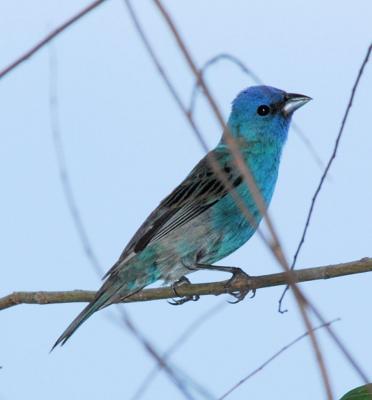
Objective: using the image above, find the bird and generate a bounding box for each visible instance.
[52,85,311,348]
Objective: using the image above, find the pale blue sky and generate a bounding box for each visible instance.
[1,1,372,399]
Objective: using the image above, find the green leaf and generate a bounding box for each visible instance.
[340,385,372,400]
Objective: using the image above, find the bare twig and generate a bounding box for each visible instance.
[0,0,108,80]
[120,310,205,400]
[131,301,228,400]
[308,304,370,383]
[279,43,372,312]
[219,319,340,400]
[151,1,333,397]
[2,257,371,310]
[188,53,262,115]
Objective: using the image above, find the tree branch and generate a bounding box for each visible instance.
[0,0,108,80]
[1,257,371,311]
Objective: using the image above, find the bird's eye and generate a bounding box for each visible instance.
[257,105,271,116]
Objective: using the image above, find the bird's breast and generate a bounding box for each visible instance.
[208,149,281,261]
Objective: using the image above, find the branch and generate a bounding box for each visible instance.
[1,257,371,311]
[0,0,108,80]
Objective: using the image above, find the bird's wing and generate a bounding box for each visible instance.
[104,151,242,279]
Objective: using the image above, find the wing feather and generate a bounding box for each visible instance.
[103,151,242,279]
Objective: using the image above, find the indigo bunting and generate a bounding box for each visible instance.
[53,85,310,348]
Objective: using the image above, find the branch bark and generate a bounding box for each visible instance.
[1,257,371,311]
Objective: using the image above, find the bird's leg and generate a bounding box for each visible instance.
[168,276,200,306]
[195,263,254,304]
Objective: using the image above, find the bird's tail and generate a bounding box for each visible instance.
[51,259,159,350]
[51,284,120,351]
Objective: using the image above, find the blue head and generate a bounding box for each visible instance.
[225,85,311,146]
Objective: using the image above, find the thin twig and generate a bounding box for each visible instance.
[279,43,372,313]
[0,0,108,80]
[131,301,227,400]
[120,310,201,400]
[188,53,263,115]
[2,257,371,310]
[219,319,340,400]
[151,2,333,398]
[308,304,370,383]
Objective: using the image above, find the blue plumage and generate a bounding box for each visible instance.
[53,85,311,348]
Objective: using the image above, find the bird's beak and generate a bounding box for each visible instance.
[282,93,312,116]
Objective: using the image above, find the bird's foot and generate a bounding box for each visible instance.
[168,276,200,306]
[224,268,255,304]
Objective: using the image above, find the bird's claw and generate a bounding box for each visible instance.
[167,276,200,306]
[168,294,200,306]
[227,288,256,304]
[224,268,254,304]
